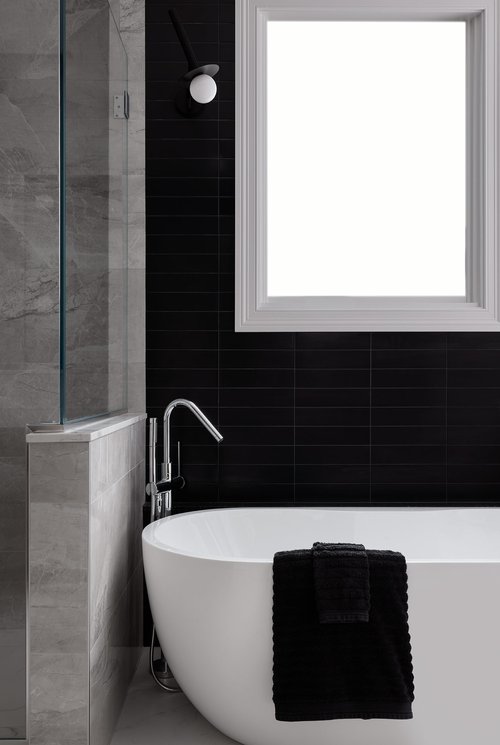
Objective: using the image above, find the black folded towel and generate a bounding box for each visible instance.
[273,548,414,721]
[312,542,370,623]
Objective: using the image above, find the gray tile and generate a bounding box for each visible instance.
[0,501,25,553]
[128,270,145,367]
[127,363,146,413]
[91,565,142,745]
[0,457,26,504]
[0,367,59,429]
[30,652,88,745]
[30,501,88,608]
[0,551,26,629]
[127,174,145,215]
[129,420,145,470]
[90,435,109,501]
[120,0,145,33]
[108,426,131,484]
[31,606,87,655]
[89,464,143,648]
[128,213,145,270]
[0,427,26,458]
[29,442,89,504]
[0,629,26,738]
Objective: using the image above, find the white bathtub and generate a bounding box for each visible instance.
[142,507,500,745]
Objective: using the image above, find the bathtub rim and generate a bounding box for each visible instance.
[142,506,500,566]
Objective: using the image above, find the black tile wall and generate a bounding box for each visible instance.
[146,0,500,511]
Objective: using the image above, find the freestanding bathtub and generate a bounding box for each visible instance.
[142,507,500,745]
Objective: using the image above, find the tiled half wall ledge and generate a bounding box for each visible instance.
[27,413,146,745]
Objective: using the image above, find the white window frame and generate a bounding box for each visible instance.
[235,0,500,332]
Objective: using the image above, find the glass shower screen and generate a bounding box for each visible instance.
[62,0,128,422]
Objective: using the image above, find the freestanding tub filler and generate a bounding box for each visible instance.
[142,507,500,745]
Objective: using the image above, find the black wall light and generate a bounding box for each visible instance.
[169,9,219,116]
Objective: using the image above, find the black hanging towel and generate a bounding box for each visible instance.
[272,548,414,721]
[312,542,370,623]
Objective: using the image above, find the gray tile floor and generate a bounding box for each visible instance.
[111,651,239,745]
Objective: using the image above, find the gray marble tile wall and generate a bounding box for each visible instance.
[28,415,145,745]
[29,441,90,745]
[1,0,145,734]
[0,0,60,737]
[89,420,144,745]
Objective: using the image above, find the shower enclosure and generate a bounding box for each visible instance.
[0,0,128,738]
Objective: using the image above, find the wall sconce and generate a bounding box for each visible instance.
[169,9,219,116]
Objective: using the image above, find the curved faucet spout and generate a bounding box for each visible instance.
[163,398,223,476]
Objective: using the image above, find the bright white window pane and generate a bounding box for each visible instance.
[267,21,466,297]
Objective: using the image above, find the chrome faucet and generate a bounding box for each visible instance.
[147,399,223,521]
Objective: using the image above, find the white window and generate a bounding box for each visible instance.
[236,0,500,331]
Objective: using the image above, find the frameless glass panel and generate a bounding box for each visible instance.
[267,21,466,297]
[63,0,128,421]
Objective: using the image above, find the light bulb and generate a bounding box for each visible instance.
[189,74,217,104]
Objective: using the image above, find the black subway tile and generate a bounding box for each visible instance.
[294,484,370,503]
[295,427,369,447]
[222,426,294,446]
[295,408,369,427]
[220,368,294,388]
[371,465,446,484]
[219,349,293,369]
[372,368,446,388]
[371,445,445,465]
[146,311,218,330]
[447,388,500,407]
[372,426,446,446]
[447,484,500,502]
[147,387,217,409]
[295,388,370,407]
[220,445,293,466]
[447,333,500,349]
[218,483,294,503]
[372,333,446,350]
[448,464,500,483]
[448,349,500,367]
[295,369,370,388]
[448,445,500,464]
[372,350,446,369]
[295,350,370,369]
[220,464,293,484]
[372,387,446,407]
[146,330,218,350]
[219,407,294,427]
[146,349,217,369]
[219,388,294,408]
[447,368,500,387]
[448,425,500,446]
[148,368,218,388]
[371,483,447,503]
[295,464,370,484]
[372,407,446,426]
[147,273,218,294]
[296,333,370,350]
[295,446,370,466]
[448,407,500,426]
